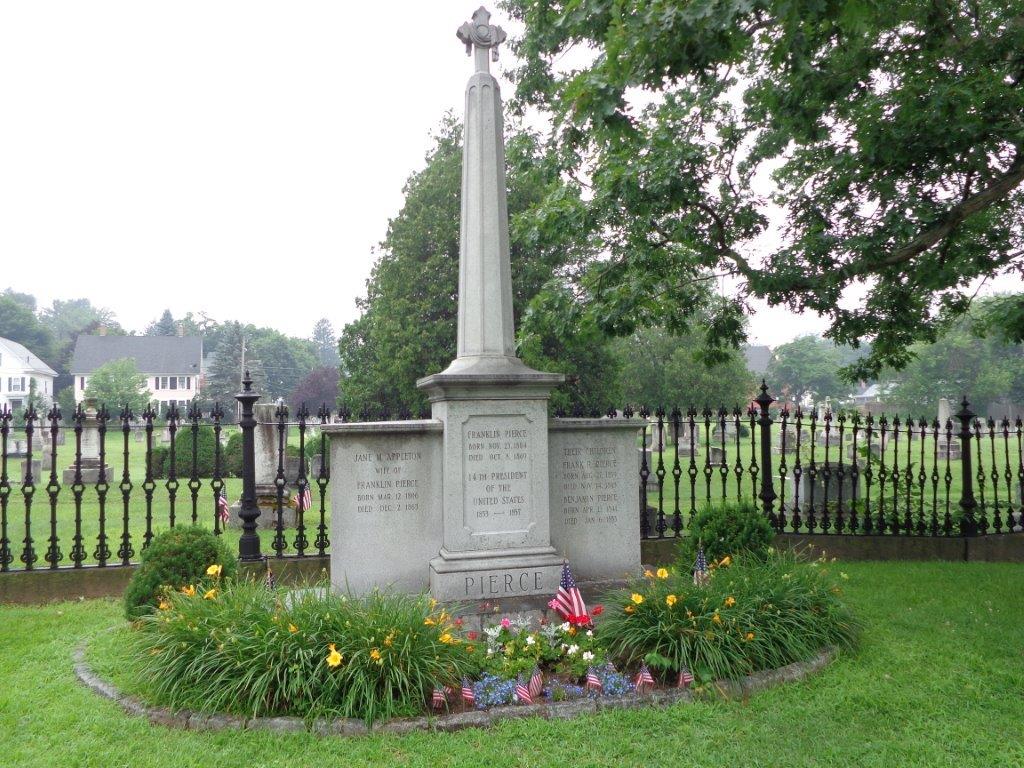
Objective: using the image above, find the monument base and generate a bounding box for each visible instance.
[227,495,297,529]
[429,549,563,603]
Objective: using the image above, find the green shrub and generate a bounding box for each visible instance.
[123,526,236,619]
[222,431,243,478]
[122,581,475,724]
[598,551,859,684]
[678,500,774,565]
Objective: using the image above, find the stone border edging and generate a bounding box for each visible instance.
[73,643,836,736]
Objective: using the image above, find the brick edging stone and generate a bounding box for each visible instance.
[72,643,836,736]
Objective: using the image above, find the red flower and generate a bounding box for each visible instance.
[466,631,479,641]
[454,617,464,628]
[575,614,591,626]
[592,605,604,616]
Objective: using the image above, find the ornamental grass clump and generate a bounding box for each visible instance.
[598,551,859,685]
[122,578,475,724]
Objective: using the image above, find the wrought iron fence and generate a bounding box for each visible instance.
[633,384,1024,540]
[1,377,1021,574]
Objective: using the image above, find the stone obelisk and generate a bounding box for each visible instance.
[417,7,565,601]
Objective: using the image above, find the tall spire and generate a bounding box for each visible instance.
[446,6,518,373]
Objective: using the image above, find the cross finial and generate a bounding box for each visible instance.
[457,6,506,72]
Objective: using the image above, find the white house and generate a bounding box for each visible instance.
[0,337,57,412]
[70,334,203,414]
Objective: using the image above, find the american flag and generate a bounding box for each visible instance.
[461,677,475,706]
[585,667,603,694]
[431,686,447,710]
[515,676,532,705]
[216,493,230,524]
[293,485,312,511]
[677,667,694,688]
[552,561,587,623]
[693,543,710,587]
[528,666,544,699]
[635,664,655,695]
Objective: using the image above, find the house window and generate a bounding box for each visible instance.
[154,377,160,390]
[9,377,25,392]
[161,376,168,389]
[170,377,178,390]
[80,376,86,390]
[186,377,191,389]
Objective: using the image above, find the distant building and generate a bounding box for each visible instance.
[0,337,57,412]
[742,345,773,376]
[848,382,891,415]
[70,334,203,414]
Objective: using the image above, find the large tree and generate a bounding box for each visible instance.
[612,327,754,410]
[887,297,1024,415]
[338,116,606,415]
[83,358,151,414]
[505,0,1024,379]
[146,309,178,336]
[311,318,340,367]
[201,322,267,410]
[766,335,853,404]
[0,295,55,364]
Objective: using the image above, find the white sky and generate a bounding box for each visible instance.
[0,2,1011,349]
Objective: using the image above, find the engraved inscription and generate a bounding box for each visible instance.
[352,450,422,514]
[555,444,621,527]
[463,416,532,532]
[463,570,545,597]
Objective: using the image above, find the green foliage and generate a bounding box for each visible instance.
[83,358,151,414]
[122,582,475,724]
[677,501,775,566]
[0,295,55,365]
[146,309,178,336]
[888,297,1024,414]
[148,428,226,480]
[505,0,1024,378]
[338,116,607,416]
[612,327,753,408]
[311,318,340,367]
[122,526,236,619]
[202,322,267,407]
[598,551,859,684]
[766,336,861,404]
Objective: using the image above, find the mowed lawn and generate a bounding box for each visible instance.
[0,561,1022,767]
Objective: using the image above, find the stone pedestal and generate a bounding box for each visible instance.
[61,400,113,484]
[417,371,565,602]
[227,402,296,529]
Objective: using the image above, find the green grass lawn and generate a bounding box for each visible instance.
[1,561,1022,767]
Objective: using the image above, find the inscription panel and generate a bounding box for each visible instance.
[557,443,622,529]
[352,450,425,516]
[462,415,533,534]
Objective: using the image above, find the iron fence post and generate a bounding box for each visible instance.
[755,381,778,529]
[956,397,978,537]
[236,371,262,561]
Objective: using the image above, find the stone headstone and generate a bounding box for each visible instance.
[708,445,727,465]
[61,399,113,484]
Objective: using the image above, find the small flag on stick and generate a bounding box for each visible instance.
[677,667,694,689]
[431,686,447,710]
[635,664,655,695]
[528,666,544,699]
[264,558,276,591]
[217,493,230,524]
[585,667,603,694]
[515,676,532,705]
[693,542,710,587]
[292,486,312,512]
[550,561,587,623]
[461,677,475,706]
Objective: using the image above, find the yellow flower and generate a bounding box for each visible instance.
[724,596,736,608]
[466,644,476,653]
[624,605,635,615]
[656,568,669,580]
[630,593,645,605]
[370,648,382,662]
[665,594,678,608]
[326,643,343,668]
[205,564,222,577]
[438,611,449,624]
[157,598,170,611]
[567,626,577,636]
[745,632,755,641]
[712,613,722,625]
[203,588,218,600]
[644,569,655,578]
[384,631,395,647]
[439,633,453,644]
[424,617,436,626]
[181,585,196,597]
[429,598,438,609]
[288,623,298,634]
[718,556,732,567]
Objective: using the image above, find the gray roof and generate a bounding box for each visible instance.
[742,344,773,375]
[70,335,203,375]
[0,336,57,377]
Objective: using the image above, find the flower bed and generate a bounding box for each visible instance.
[106,550,857,726]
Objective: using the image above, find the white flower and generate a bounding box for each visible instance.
[560,622,571,632]
[560,643,568,650]
[525,635,536,646]
[586,630,593,638]
[486,647,494,656]
[484,626,501,639]
[566,644,579,656]
[582,651,594,662]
